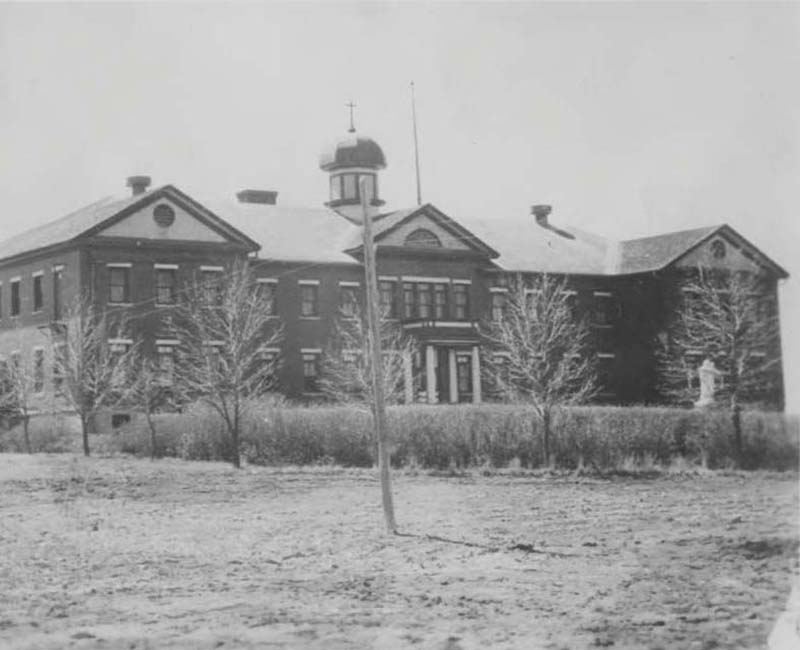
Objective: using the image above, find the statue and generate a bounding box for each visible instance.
[694,358,723,408]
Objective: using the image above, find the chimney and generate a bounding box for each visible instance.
[236,189,278,205]
[532,204,552,227]
[127,175,151,196]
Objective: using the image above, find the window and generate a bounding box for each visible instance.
[33,349,44,393]
[453,284,470,320]
[52,266,63,320]
[109,340,131,356]
[597,353,616,397]
[342,174,357,200]
[339,284,359,318]
[32,274,43,312]
[402,283,415,319]
[200,269,223,306]
[379,280,397,318]
[416,283,432,318]
[491,292,506,321]
[404,228,442,248]
[10,279,20,316]
[256,279,278,316]
[711,239,727,260]
[157,345,175,384]
[433,284,448,319]
[0,283,4,318]
[52,343,65,392]
[300,283,319,317]
[302,351,320,392]
[108,266,130,304]
[153,204,176,228]
[155,267,177,305]
[592,292,618,327]
[330,173,376,203]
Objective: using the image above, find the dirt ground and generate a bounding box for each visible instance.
[0,455,797,650]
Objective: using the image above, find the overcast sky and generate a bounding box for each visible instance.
[1,2,798,410]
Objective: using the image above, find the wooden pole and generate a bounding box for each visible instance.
[360,177,398,534]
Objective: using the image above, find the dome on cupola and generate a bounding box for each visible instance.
[319,132,387,172]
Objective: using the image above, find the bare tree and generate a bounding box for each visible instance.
[171,260,283,469]
[482,274,597,466]
[0,348,40,453]
[320,300,414,410]
[54,296,137,456]
[657,268,782,465]
[127,354,177,460]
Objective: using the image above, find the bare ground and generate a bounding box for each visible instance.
[0,454,797,650]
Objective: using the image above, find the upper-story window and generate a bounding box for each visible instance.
[52,266,63,320]
[452,284,470,320]
[710,239,727,260]
[490,290,507,321]
[10,279,21,316]
[338,282,359,318]
[200,267,223,306]
[107,264,131,304]
[32,273,43,313]
[155,265,177,305]
[256,279,278,316]
[433,283,448,319]
[330,173,376,203]
[299,282,319,317]
[592,291,619,327]
[404,228,442,248]
[379,280,397,318]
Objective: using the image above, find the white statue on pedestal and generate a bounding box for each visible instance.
[694,358,723,408]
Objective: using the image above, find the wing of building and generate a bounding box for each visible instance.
[0,132,788,424]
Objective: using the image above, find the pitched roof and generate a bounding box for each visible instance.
[208,201,361,265]
[0,185,261,264]
[461,217,614,275]
[0,192,150,262]
[614,225,720,274]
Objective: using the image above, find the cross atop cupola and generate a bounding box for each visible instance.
[346,101,356,133]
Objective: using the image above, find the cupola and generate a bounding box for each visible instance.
[319,122,386,222]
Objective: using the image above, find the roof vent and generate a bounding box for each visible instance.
[531,204,552,226]
[127,175,151,196]
[237,189,278,205]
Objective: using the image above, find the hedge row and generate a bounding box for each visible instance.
[102,403,799,471]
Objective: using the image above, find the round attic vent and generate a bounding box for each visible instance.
[711,239,727,260]
[153,204,176,228]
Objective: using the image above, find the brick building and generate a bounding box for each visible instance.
[0,131,788,413]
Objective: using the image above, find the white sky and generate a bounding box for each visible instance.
[1,2,798,410]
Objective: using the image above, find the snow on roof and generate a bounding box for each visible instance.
[208,201,361,265]
[461,216,613,275]
[0,191,153,262]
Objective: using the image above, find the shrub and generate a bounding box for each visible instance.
[104,401,799,472]
[0,414,79,453]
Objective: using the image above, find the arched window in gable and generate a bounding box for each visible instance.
[404,228,442,248]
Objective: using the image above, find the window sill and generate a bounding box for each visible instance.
[591,324,614,329]
[299,316,321,321]
[155,303,176,308]
[109,302,134,307]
